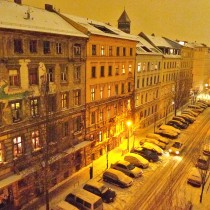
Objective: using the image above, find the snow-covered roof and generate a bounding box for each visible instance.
[0,0,87,38]
[135,35,162,55]
[61,13,138,41]
[145,34,172,48]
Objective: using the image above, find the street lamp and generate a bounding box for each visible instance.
[126,120,132,152]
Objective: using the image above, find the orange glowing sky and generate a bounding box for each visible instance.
[20,0,210,45]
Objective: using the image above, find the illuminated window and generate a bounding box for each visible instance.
[129,64,132,72]
[122,64,125,74]
[90,88,95,101]
[115,65,119,75]
[56,42,62,54]
[61,66,68,82]
[137,63,141,72]
[101,46,105,56]
[61,93,68,109]
[47,68,54,82]
[99,109,103,121]
[11,101,21,122]
[127,99,131,110]
[74,90,81,106]
[99,131,102,142]
[32,131,40,151]
[108,85,111,97]
[30,98,39,117]
[13,136,23,157]
[100,87,103,99]
[9,70,19,87]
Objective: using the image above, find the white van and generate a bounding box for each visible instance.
[124,153,149,168]
[53,201,79,210]
[65,188,103,210]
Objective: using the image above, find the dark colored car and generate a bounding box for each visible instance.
[131,147,159,162]
[172,116,189,126]
[196,156,209,170]
[179,115,194,123]
[167,120,188,129]
[83,180,116,203]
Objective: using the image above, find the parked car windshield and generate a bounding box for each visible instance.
[127,163,135,170]
[100,185,108,193]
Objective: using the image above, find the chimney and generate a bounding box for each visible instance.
[45,4,54,12]
[14,0,22,4]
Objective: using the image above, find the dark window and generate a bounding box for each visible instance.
[130,48,133,56]
[62,122,69,137]
[116,47,120,56]
[100,66,105,77]
[74,66,81,81]
[73,116,82,132]
[115,84,118,95]
[29,69,38,85]
[30,98,39,117]
[109,46,112,56]
[91,66,96,78]
[48,95,56,113]
[108,66,112,76]
[61,66,67,82]
[91,112,96,124]
[92,45,96,55]
[14,39,23,53]
[123,47,126,56]
[43,41,50,54]
[121,83,125,94]
[128,82,131,92]
[47,68,54,82]
[29,40,37,53]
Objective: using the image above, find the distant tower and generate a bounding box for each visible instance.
[118,9,131,34]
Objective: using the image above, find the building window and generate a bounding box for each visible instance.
[129,64,132,72]
[56,42,62,54]
[121,83,125,94]
[73,116,82,132]
[108,66,112,76]
[99,109,103,121]
[30,98,39,117]
[116,47,120,56]
[61,93,68,109]
[48,95,56,113]
[47,68,54,82]
[0,143,3,163]
[13,136,23,157]
[137,79,140,88]
[100,87,103,99]
[128,82,131,92]
[74,44,81,56]
[101,46,105,56]
[108,85,111,97]
[74,90,81,106]
[74,66,81,81]
[91,111,96,124]
[92,45,96,55]
[61,66,68,82]
[14,39,23,53]
[91,88,95,101]
[43,41,50,54]
[29,40,37,53]
[137,63,141,72]
[115,65,119,75]
[9,70,20,87]
[91,66,96,78]
[32,131,40,151]
[100,66,105,77]
[99,131,102,142]
[62,122,69,137]
[123,47,126,56]
[29,69,38,85]
[115,84,118,95]
[130,48,133,56]
[11,101,21,122]
[109,46,112,56]
[122,64,125,74]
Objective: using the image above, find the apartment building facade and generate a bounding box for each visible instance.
[0,1,88,209]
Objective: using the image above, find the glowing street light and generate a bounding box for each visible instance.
[126,120,132,152]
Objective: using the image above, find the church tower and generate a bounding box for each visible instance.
[118,9,131,34]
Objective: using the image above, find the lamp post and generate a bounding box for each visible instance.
[126,120,132,152]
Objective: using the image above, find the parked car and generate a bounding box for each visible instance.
[197,100,210,107]
[155,129,179,139]
[203,144,210,156]
[179,114,195,123]
[169,141,184,155]
[188,105,204,113]
[196,156,209,170]
[124,153,149,169]
[130,147,159,162]
[83,180,116,203]
[187,167,202,187]
[146,133,169,144]
[139,137,166,149]
[103,168,133,188]
[111,160,143,178]
[159,124,181,134]
[196,102,208,109]
[53,201,79,210]
[141,142,163,155]
[182,109,199,117]
[172,116,189,125]
[167,120,188,129]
